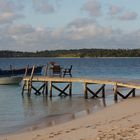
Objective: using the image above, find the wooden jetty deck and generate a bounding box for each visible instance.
[22,75,140,101]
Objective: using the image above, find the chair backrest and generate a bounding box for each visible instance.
[52,65,61,75]
[68,65,72,72]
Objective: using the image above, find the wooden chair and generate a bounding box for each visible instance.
[63,65,72,77]
[52,65,62,77]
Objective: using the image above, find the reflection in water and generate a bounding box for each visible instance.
[0,57,134,134]
[21,94,109,131]
[22,96,34,117]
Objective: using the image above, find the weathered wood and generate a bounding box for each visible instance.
[23,76,116,85]
[23,76,140,90]
[132,88,136,97]
[24,65,29,77]
[22,65,36,96]
[102,85,105,98]
[21,82,26,96]
[86,84,105,98]
[28,65,35,95]
[117,83,140,89]
[116,88,135,99]
[84,83,88,99]
[27,81,32,97]
[114,83,118,101]
[69,82,72,96]
[44,65,48,76]
[51,82,72,96]
[52,83,69,96]
[31,83,46,96]
[21,79,30,96]
[22,75,140,100]
[49,81,52,97]
[87,87,98,98]
[43,82,48,96]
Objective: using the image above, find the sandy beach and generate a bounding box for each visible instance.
[1,97,140,140]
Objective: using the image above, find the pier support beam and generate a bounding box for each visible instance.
[84,83,88,99]
[21,80,32,97]
[21,80,27,97]
[22,75,139,100]
[49,82,72,97]
[84,83,105,99]
[114,83,118,101]
[43,82,48,96]
[114,84,136,101]
[31,83,47,96]
[22,81,48,96]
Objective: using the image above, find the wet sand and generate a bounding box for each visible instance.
[1,96,140,140]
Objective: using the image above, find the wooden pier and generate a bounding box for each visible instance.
[22,73,140,101]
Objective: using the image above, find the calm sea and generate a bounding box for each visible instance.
[0,57,140,134]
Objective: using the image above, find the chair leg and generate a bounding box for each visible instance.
[70,73,72,77]
[63,72,72,77]
[63,72,66,77]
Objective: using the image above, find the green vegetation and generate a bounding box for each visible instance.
[1,49,140,57]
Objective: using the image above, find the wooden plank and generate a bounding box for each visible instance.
[23,76,140,90]
[24,65,29,77]
[23,76,116,85]
[22,76,140,99]
[117,83,140,89]
[52,84,69,96]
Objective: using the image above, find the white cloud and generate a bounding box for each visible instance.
[8,24,35,35]
[32,0,55,14]
[108,4,138,21]
[0,1,24,25]
[65,18,116,40]
[0,12,23,24]
[0,1,139,51]
[108,5,122,16]
[81,0,101,17]
[119,11,138,20]
[0,0,24,12]
[0,19,140,51]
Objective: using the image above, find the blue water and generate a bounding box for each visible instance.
[0,57,140,134]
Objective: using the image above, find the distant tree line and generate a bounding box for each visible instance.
[1,49,140,57]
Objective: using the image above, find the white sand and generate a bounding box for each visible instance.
[1,97,140,140]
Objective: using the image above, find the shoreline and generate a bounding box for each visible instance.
[1,97,140,140]
[1,95,116,136]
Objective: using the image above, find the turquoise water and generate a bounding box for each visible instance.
[0,57,140,134]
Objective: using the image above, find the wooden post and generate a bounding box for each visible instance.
[102,98,106,107]
[28,65,35,96]
[84,83,88,99]
[44,82,48,96]
[69,82,72,96]
[49,81,52,97]
[27,84,31,96]
[132,88,136,97]
[114,83,118,101]
[102,84,105,98]
[21,82,26,97]
[42,65,49,96]
[24,65,29,77]
[21,65,29,96]
[30,65,35,80]
[44,64,49,76]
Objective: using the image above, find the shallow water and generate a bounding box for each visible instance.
[0,57,140,134]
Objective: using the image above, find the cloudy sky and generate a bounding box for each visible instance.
[0,0,140,51]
